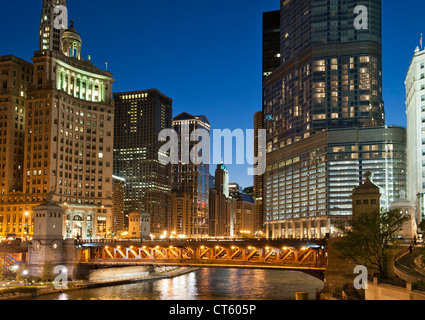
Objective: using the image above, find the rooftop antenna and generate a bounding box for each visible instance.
[421,33,423,51]
[105,60,108,71]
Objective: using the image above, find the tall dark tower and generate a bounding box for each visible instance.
[262,0,396,239]
[113,90,173,236]
[39,0,67,52]
[262,10,281,79]
[171,113,210,237]
[264,0,384,152]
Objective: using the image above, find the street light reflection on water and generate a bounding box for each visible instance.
[32,268,324,300]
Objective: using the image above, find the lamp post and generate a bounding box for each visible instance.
[23,211,29,242]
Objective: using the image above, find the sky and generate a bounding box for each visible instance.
[1,0,425,189]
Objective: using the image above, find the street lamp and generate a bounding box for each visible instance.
[23,211,29,242]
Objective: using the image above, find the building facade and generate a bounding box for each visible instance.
[264,126,407,239]
[1,1,115,240]
[253,110,264,234]
[209,164,235,237]
[0,56,34,238]
[113,89,173,236]
[262,0,394,238]
[405,46,425,223]
[171,112,210,237]
[263,10,281,79]
[112,175,125,236]
[171,191,191,237]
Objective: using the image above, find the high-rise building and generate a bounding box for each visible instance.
[171,191,191,237]
[0,1,116,240]
[113,90,173,236]
[214,164,229,198]
[171,112,210,236]
[0,56,33,194]
[264,126,407,238]
[406,46,425,223]
[262,0,397,238]
[112,175,125,236]
[253,111,264,234]
[263,10,281,79]
[209,164,235,237]
[0,56,33,239]
[264,0,384,153]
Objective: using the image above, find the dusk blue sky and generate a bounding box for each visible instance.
[1,0,424,189]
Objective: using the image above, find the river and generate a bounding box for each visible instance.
[27,268,324,300]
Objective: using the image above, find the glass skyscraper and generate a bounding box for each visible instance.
[262,0,406,238]
[113,90,173,236]
[171,112,210,237]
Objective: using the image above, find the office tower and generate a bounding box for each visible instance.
[0,56,33,194]
[113,90,173,236]
[214,164,229,197]
[228,183,256,236]
[264,0,384,153]
[235,200,255,236]
[171,112,210,237]
[0,56,33,238]
[262,0,405,239]
[0,1,115,240]
[171,191,191,237]
[209,164,235,237]
[112,175,125,236]
[406,46,425,223]
[31,17,115,239]
[263,10,281,78]
[264,126,406,239]
[253,111,264,234]
[39,0,67,52]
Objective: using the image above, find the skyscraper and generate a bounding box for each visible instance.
[406,46,425,223]
[264,0,384,153]
[209,164,234,237]
[171,112,210,237]
[0,56,33,238]
[0,0,115,240]
[253,111,264,234]
[262,0,406,238]
[262,10,281,79]
[112,175,125,236]
[113,90,173,236]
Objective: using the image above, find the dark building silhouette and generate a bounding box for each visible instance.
[113,90,173,235]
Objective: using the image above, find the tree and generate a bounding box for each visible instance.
[41,262,54,282]
[333,209,410,279]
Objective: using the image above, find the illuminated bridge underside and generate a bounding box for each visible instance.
[80,241,327,280]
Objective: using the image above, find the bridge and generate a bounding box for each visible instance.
[77,239,328,280]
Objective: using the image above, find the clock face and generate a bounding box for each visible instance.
[35,242,40,249]
[53,243,58,249]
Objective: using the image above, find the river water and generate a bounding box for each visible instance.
[29,268,324,300]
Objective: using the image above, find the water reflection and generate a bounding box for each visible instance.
[31,268,324,300]
[159,272,198,300]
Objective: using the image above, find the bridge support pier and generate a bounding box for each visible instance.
[322,239,362,300]
[27,196,80,280]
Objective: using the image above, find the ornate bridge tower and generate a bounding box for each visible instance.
[28,194,79,279]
